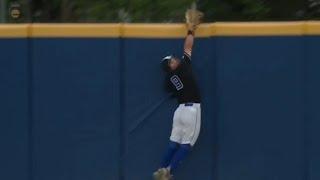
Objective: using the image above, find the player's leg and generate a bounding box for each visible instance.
[162,105,184,167]
[154,106,183,179]
[168,104,201,174]
[160,141,179,168]
[180,104,200,145]
[154,142,182,180]
[167,143,192,173]
[189,104,201,146]
[164,104,185,165]
[154,141,179,179]
[169,105,183,145]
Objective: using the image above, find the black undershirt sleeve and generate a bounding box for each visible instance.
[182,52,191,64]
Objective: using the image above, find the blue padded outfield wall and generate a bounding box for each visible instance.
[0,23,319,180]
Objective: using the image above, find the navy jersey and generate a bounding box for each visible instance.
[166,52,201,104]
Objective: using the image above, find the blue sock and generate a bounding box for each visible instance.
[168,144,192,173]
[160,141,179,168]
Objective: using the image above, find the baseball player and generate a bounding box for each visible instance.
[153,16,202,180]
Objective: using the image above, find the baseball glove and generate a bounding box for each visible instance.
[185,9,204,31]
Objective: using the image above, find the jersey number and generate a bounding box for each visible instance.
[170,75,184,91]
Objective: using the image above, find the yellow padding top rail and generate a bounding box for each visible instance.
[0,24,30,38]
[0,21,319,38]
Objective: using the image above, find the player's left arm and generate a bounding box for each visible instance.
[184,30,194,58]
[184,7,203,59]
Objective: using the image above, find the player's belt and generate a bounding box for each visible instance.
[184,103,193,106]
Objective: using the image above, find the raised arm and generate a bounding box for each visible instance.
[184,30,194,57]
[184,7,203,58]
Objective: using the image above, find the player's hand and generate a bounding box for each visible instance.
[185,9,204,31]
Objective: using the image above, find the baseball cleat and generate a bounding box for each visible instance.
[153,168,164,180]
[161,168,172,180]
[153,168,173,180]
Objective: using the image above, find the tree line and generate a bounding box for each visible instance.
[3,0,320,23]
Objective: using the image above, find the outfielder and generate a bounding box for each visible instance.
[153,9,203,180]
